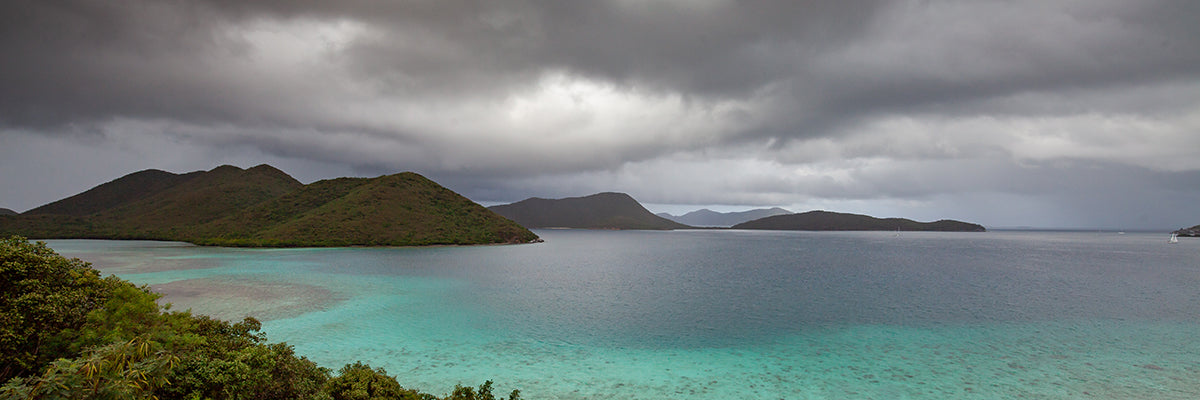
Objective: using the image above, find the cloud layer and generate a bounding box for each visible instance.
[2,0,1198,229]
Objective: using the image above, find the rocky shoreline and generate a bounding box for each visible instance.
[1173,225,1200,237]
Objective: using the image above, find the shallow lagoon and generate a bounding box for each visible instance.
[46,230,1200,399]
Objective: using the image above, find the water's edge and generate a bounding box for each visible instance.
[45,230,1200,399]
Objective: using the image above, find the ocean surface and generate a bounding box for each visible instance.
[45,230,1200,399]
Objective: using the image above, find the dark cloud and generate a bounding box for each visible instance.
[1,1,225,128]
[1,0,1198,229]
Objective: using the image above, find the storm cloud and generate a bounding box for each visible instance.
[2,0,1198,229]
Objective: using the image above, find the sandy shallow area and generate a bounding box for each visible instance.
[151,276,344,321]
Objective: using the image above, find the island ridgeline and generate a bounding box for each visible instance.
[0,165,538,247]
[658,207,792,228]
[490,192,690,230]
[733,210,986,232]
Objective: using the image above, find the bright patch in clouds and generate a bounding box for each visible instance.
[1,0,1198,229]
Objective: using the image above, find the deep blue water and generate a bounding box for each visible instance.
[46,230,1200,399]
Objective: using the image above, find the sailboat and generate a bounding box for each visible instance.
[1169,233,1179,244]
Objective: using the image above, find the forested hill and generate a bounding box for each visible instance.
[0,165,538,247]
[22,166,296,217]
[732,210,986,232]
[193,172,538,246]
[490,192,690,230]
[0,208,15,216]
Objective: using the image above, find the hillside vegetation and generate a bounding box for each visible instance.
[733,210,986,232]
[0,236,520,400]
[489,192,689,230]
[0,165,538,247]
[195,172,538,246]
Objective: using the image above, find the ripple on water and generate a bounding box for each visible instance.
[42,232,1200,399]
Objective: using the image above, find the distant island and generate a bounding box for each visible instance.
[489,192,689,230]
[1174,224,1200,237]
[488,193,986,233]
[0,165,538,247]
[657,207,792,227]
[733,210,987,232]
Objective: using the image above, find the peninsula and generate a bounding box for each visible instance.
[733,210,986,232]
[1174,224,1200,237]
[0,165,538,247]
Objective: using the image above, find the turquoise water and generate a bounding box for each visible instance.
[45,230,1200,399]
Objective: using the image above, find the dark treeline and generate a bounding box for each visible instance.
[0,236,520,400]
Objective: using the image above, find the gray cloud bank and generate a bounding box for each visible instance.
[2,0,1198,229]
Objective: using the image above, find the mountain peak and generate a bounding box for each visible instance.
[247,163,283,173]
[209,164,244,173]
[581,192,636,201]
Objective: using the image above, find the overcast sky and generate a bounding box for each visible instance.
[2,0,1198,229]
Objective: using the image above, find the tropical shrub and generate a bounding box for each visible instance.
[0,237,119,381]
[0,237,519,400]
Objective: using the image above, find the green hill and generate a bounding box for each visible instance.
[0,208,15,216]
[194,172,538,246]
[23,169,198,216]
[732,210,986,232]
[90,164,304,239]
[489,192,690,230]
[0,165,538,247]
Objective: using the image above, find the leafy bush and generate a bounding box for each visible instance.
[0,237,119,381]
[0,237,520,400]
[447,381,521,400]
[325,362,428,400]
[2,337,177,400]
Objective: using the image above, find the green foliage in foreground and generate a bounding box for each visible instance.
[0,237,521,400]
[0,236,121,380]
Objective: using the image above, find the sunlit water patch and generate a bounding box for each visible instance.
[45,230,1200,399]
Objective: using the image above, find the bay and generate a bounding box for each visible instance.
[45,230,1200,399]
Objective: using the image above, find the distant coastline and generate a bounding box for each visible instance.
[732,210,985,232]
[490,193,986,233]
[1174,224,1200,237]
